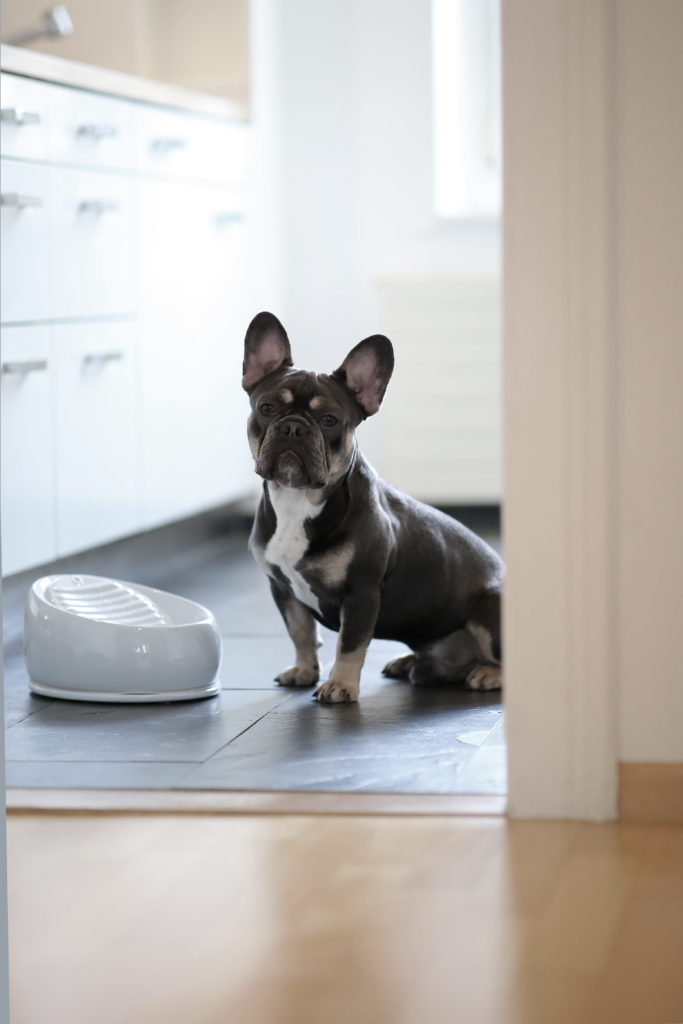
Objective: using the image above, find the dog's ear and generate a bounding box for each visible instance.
[333,335,394,417]
[242,312,293,392]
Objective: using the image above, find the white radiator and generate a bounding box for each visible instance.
[375,272,502,504]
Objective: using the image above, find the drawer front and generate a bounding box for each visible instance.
[1,325,57,574]
[135,104,247,184]
[54,320,141,555]
[0,159,52,323]
[48,83,135,171]
[0,73,50,160]
[50,165,137,320]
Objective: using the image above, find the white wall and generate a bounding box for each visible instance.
[616,0,683,762]
[278,0,361,365]
[1,0,153,78]
[146,0,249,105]
[251,0,500,471]
[253,0,500,350]
[248,0,287,321]
[1,0,249,104]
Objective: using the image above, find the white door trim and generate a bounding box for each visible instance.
[502,0,619,819]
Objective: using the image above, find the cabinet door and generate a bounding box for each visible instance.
[1,159,51,324]
[139,178,253,527]
[53,320,141,555]
[49,165,136,320]
[1,325,56,575]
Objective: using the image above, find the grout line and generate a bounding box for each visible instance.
[188,693,294,764]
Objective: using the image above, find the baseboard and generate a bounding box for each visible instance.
[436,505,501,534]
[6,788,507,818]
[619,762,683,823]
[2,501,253,586]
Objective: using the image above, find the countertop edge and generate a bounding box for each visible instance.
[0,44,248,122]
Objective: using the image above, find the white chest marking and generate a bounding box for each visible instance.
[264,485,324,613]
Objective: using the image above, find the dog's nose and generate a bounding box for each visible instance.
[278,418,308,438]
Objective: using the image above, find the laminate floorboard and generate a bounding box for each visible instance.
[7,812,683,1024]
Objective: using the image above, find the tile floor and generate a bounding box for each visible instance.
[2,508,505,795]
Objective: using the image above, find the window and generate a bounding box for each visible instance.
[432,0,502,218]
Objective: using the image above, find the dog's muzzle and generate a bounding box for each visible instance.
[256,416,328,488]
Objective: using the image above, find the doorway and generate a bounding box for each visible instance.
[2,0,506,809]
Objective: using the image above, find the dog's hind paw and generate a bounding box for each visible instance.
[465,665,502,691]
[275,665,319,688]
[382,653,417,680]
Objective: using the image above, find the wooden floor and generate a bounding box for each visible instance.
[7,811,683,1024]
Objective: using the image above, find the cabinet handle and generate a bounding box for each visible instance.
[77,123,120,140]
[151,137,187,152]
[78,200,121,214]
[2,360,48,375]
[83,351,123,366]
[0,107,42,126]
[0,192,44,209]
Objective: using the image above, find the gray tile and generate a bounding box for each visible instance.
[220,633,329,689]
[455,744,507,794]
[480,716,506,747]
[220,633,411,691]
[2,643,53,728]
[357,638,413,677]
[5,760,201,789]
[184,673,503,794]
[3,688,53,730]
[159,546,286,638]
[5,688,292,764]
[3,510,506,796]
[452,718,507,794]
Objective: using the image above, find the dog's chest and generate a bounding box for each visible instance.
[262,486,323,612]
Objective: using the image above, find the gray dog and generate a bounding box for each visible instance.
[243,311,504,703]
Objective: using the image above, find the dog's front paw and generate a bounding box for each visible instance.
[275,665,319,688]
[313,678,359,703]
[465,665,502,691]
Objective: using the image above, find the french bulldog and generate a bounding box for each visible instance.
[243,311,503,704]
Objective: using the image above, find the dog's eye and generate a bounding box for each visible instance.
[259,402,275,416]
[322,414,338,427]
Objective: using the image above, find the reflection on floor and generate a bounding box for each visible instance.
[2,507,505,795]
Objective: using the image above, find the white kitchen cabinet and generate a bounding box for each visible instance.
[0,52,252,576]
[139,177,252,526]
[0,158,51,323]
[1,326,56,574]
[49,165,136,321]
[1,158,136,324]
[53,320,141,555]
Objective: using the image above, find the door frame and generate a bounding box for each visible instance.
[502,0,619,819]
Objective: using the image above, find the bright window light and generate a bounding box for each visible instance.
[432,0,501,219]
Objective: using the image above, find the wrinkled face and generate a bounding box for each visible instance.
[247,369,361,490]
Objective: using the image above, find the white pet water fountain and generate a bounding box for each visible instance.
[24,574,222,702]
